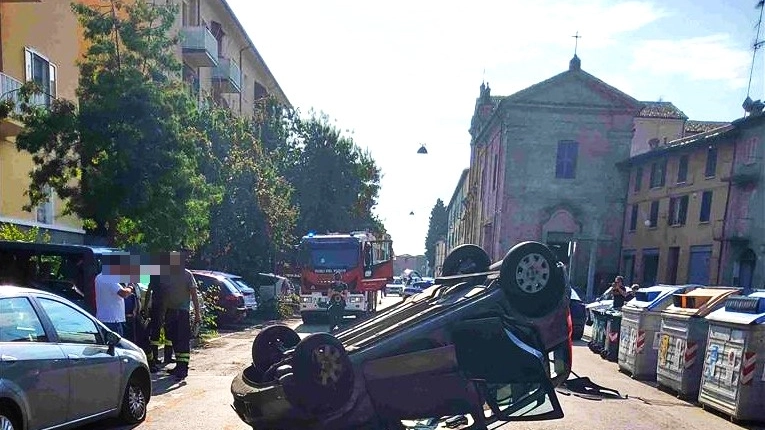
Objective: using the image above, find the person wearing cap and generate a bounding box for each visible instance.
[327,271,349,333]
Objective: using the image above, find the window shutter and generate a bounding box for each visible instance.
[24,49,33,82]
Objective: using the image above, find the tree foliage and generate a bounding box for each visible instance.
[14,0,220,251]
[424,199,448,274]
[0,223,51,243]
[193,101,297,280]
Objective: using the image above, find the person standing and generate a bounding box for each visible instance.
[144,273,173,372]
[611,276,628,309]
[327,271,349,333]
[95,256,134,336]
[162,250,202,381]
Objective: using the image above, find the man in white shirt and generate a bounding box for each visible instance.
[95,257,135,336]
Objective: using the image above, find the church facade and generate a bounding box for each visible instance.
[464,56,643,297]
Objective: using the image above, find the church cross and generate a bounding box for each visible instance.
[572,31,582,56]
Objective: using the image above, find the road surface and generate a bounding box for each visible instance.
[81,298,765,430]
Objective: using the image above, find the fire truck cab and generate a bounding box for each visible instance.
[297,231,394,324]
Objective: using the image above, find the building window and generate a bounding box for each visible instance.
[182,0,199,26]
[705,146,717,178]
[699,191,713,223]
[677,155,688,183]
[36,186,54,225]
[24,48,57,107]
[182,64,199,99]
[492,155,499,191]
[634,167,642,192]
[555,140,578,179]
[668,195,689,226]
[629,204,638,231]
[648,201,659,228]
[649,160,666,188]
[210,21,225,57]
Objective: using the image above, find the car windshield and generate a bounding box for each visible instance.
[307,244,359,269]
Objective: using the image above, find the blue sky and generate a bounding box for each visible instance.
[228,0,764,256]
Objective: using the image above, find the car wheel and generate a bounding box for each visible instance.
[289,333,354,414]
[0,404,21,430]
[252,325,301,372]
[441,244,491,284]
[119,373,148,424]
[499,241,566,318]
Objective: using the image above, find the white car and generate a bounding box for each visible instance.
[385,276,404,295]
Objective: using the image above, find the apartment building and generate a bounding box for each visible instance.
[0,0,85,243]
[173,0,290,113]
[619,125,734,287]
[445,168,469,252]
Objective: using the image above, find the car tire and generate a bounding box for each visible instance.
[0,403,21,430]
[119,373,148,424]
[441,244,492,285]
[499,241,566,318]
[289,333,354,414]
[252,325,302,372]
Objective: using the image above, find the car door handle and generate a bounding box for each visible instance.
[67,354,80,360]
[1,354,17,363]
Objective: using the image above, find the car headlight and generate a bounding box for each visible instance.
[301,297,313,303]
[349,297,363,303]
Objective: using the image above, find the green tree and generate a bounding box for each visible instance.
[193,103,297,280]
[0,223,51,243]
[14,0,220,251]
[424,198,448,274]
[273,111,385,238]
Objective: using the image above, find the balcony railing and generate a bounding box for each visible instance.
[212,58,241,94]
[180,26,219,68]
[1,71,23,116]
[713,218,752,242]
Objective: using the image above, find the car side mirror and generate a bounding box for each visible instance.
[105,330,121,347]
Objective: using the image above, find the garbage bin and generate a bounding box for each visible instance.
[656,287,741,398]
[698,292,765,422]
[588,308,608,354]
[601,309,622,362]
[618,284,698,380]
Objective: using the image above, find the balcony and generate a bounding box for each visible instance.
[713,218,751,242]
[0,72,24,139]
[728,159,761,186]
[212,58,241,94]
[180,26,218,68]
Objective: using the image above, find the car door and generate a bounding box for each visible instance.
[0,296,70,429]
[36,297,122,420]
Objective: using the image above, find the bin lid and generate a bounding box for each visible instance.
[663,287,742,317]
[706,292,765,325]
[624,284,694,311]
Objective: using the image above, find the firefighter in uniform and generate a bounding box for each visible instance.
[327,271,349,333]
[143,274,174,372]
[163,250,202,381]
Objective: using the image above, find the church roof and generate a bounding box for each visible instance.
[497,56,643,112]
[638,101,688,119]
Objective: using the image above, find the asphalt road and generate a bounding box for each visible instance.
[80,298,765,430]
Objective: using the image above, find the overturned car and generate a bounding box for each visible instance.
[231,241,573,430]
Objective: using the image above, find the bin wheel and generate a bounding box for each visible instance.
[499,241,566,318]
[441,244,491,285]
[252,325,301,373]
[289,333,354,414]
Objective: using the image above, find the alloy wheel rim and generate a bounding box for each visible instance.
[312,344,343,386]
[0,415,15,430]
[515,253,550,294]
[128,384,147,419]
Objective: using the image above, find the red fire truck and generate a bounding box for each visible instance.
[297,230,394,324]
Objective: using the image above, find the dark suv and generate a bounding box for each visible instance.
[191,270,257,323]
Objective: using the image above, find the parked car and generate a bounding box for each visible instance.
[385,276,404,295]
[403,279,435,297]
[569,288,586,340]
[0,286,151,429]
[191,270,257,323]
[255,273,295,306]
[232,242,571,430]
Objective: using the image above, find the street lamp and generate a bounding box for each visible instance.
[417,144,428,154]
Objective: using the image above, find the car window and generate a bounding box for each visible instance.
[0,297,48,342]
[196,276,234,294]
[232,278,253,291]
[37,298,101,344]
